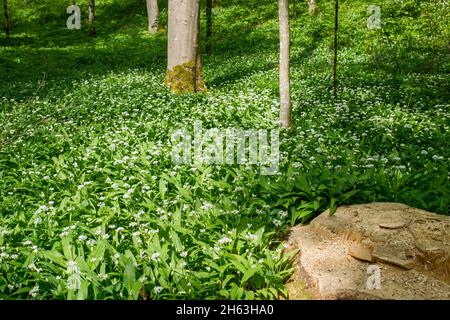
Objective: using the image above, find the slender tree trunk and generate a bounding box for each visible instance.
[279,0,291,128]
[146,0,161,34]
[333,0,338,98]
[165,0,205,93]
[206,0,213,54]
[294,0,300,19]
[195,3,204,92]
[307,0,317,14]
[88,0,96,36]
[3,0,10,35]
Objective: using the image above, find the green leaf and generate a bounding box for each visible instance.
[61,236,73,261]
[170,229,184,252]
[87,240,106,270]
[41,250,66,268]
[241,266,259,285]
[123,257,137,299]
[329,197,337,215]
[159,178,167,200]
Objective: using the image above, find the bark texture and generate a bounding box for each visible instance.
[279,0,291,128]
[3,0,10,35]
[146,0,161,34]
[333,0,339,98]
[206,0,213,54]
[307,0,317,14]
[165,0,205,93]
[88,0,96,36]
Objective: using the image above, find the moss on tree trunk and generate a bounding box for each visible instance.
[164,60,206,94]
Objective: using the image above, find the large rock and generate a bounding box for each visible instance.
[286,203,450,300]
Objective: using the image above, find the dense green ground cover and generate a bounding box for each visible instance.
[0,0,449,299]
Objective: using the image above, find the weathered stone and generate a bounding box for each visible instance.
[372,251,415,270]
[379,220,411,229]
[348,241,373,262]
[286,203,450,300]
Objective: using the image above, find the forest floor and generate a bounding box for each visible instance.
[0,0,449,299]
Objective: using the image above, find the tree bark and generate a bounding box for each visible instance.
[88,0,96,36]
[333,0,338,98]
[146,0,161,34]
[165,0,205,93]
[279,0,291,128]
[206,0,213,54]
[3,0,10,35]
[307,0,317,14]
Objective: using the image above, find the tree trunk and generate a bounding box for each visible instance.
[165,0,205,93]
[307,0,317,14]
[88,0,96,36]
[146,0,161,34]
[206,0,213,54]
[3,0,10,35]
[333,0,338,98]
[279,0,291,128]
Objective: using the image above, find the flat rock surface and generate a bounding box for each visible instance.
[286,203,450,300]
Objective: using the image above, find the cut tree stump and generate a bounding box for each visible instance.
[286,203,450,300]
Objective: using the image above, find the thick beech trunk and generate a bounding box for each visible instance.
[165,0,205,93]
